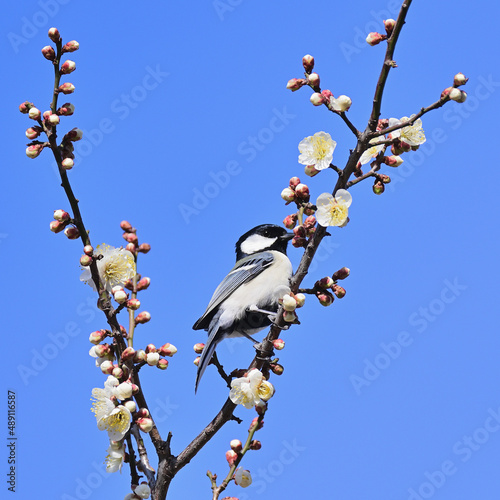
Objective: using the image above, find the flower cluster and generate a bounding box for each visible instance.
[229,369,275,409]
[279,291,305,323]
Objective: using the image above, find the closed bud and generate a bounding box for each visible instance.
[378,174,391,184]
[50,220,66,233]
[134,349,146,363]
[330,95,352,112]
[310,92,325,106]
[64,226,80,239]
[286,78,306,91]
[124,400,136,413]
[303,215,316,229]
[304,164,320,177]
[58,82,75,94]
[26,144,44,158]
[57,103,75,116]
[66,128,83,141]
[62,40,80,53]
[135,311,151,324]
[48,27,60,42]
[294,183,310,200]
[146,352,160,366]
[138,243,151,253]
[383,155,403,167]
[291,236,307,248]
[89,330,107,344]
[157,358,169,370]
[137,408,150,418]
[294,293,306,307]
[449,88,467,103]
[302,54,315,73]
[317,290,334,306]
[193,343,205,354]
[136,417,154,433]
[391,141,404,156]
[121,347,136,361]
[111,366,124,380]
[321,89,333,100]
[120,220,134,232]
[308,72,320,87]
[384,19,396,35]
[28,107,41,120]
[372,180,385,195]
[137,277,151,291]
[289,176,300,188]
[48,114,60,125]
[159,343,177,356]
[54,209,71,221]
[281,187,295,202]
[123,232,138,244]
[94,343,110,358]
[283,310,298,323]
[332,284,346,298]
[225,449,238,466]
[61,158,74,170]
[249,416,264,431]
[273,339,285,350]
[249,440,262,450]
[400,141,411,152]
[193,356,200,366]
[80,254,92,267]
[19,101,32,114]
[230,439,243,452]
[145,344,157,354]
[100,360,114,375]
[270,363,284,376]
[281,294,297,311]
[127,298,141,310]
[41,46,55,60]
[317,276,334,289]
[283,213,298,229]
[125,243,136,253]
[83,245,93,255]
[113,289,128,304]
[453,73,468,86]
[366,32,386,46]
[293,225,306,238]
[441,86,453,99]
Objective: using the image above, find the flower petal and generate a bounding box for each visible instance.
[335,189,352,208]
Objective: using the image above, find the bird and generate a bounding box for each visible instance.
[193,224,294,392]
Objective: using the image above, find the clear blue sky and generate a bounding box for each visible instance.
[2,1,500,499]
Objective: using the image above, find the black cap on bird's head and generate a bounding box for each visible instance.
[235,224,294,260]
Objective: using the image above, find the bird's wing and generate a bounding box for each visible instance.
[192,252,275,330]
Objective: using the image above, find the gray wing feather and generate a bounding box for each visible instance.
[193,252,274,330]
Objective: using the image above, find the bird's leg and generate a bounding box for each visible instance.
[246,305,278,322]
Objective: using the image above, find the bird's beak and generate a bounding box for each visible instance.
[281,232,295,241]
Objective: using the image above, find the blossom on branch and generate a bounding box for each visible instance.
[229,369,275,409]
[388,115,426,146]
[316,190,352,228]
[105,441,125,473]
[234,468,252,488]
[298,131,337,171]
[80,244,135,292]
[359,139,385,165]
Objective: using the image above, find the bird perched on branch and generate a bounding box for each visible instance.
[193,224,294,392]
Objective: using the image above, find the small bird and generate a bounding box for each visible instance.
[193,224,294,392]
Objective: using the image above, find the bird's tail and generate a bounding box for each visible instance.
[195,317,222,393]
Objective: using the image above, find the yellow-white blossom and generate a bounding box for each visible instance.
[298,131,337,171]
[105,441,125,473]
[80,244,135,292]
[229,369,275,409]
[389,115,426,146]
[234,468,253,488]
[316,190,352,228]
[359,139,385,165]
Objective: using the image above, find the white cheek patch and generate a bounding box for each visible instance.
[240,234,277,255]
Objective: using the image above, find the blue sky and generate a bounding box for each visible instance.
[2,1,500,499]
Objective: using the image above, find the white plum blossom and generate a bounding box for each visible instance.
[388,115,426,146]
[134,483,151,498]
[329,95,352,112]
[80,244,135,292]
[316,190,352,228]
[105,441,125,473]
[234,468,253,488]
[359,139,385,165]
[229,369,275,409]
[298,131,337,171]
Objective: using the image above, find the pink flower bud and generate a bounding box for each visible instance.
[283,310,298,322]
[137,277,151,291]
[289,176,300,188]
[50,220,66,233]
[83,244,93,255]
[80,254,92,267]
[193,343,205,354]
[127,298,141,310]
[283,214,298,229]
[138,243,151,254]
[66,128,83,141]
[449,88,467,103]
[134,350,146,363]
[293,225,306,238]
[123,232,138,244]
[89,330,107,344]
[121,347,136,361]
[61,158,74,170]
[157,358,169,370]
[100,360,114,374]
[453,73,468,86]
[379,173,391,184]
[332,284,346,298]
[317,290,334,306]
[366,32,386,46]
[26,144,44,159]
[321,89,333,100]
[304,164,320,177]
[291,236,307,248]
[125,243,136,253]
[145,344,157,354]
[25,126,42,140]
[384,19,396,35]
[286,78,306,91]
[120,220,134,232]
[94,343,111,357]
[441,87,452,99]
[250,440,262,450]
[384,155,403,167]
[310,92,325,106]
[48,114,60,125]
[281,187,295,203]
[57,103,75,116]
[64,226,80,239]
[42,110,51,121]
[270,363,284,375]
[48,27,60,42]
[372,180,385,195]
[317,276,334,289]
[159,343,177,357]
[273,339,285,350]
[113,289,128,304]
[136,417,153,433]
[146,352,160,366]
[62,40,79,53]
[294,183,310,200]
[249,417,264,431]
[308,72,320,87]
[302,54,315,73]
[28,107,41,120]
[303,215,316,229]
[19,102,32,114]
[294,293,306,307]
[225,450,238,466]
[332,267,350,280]
[41,46,55,60]
[230,439,243,452]
[58,82,75,94]
[111,366,124,379]
[137,408,150,418]
[193,356,200,366]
